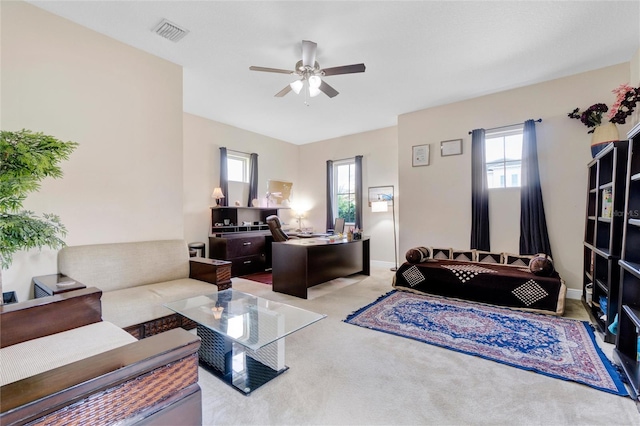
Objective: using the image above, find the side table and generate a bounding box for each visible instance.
[33,274,87,298]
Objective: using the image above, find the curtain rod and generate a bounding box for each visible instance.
[467,118,542,135]
[224,148,253,156]
[330,155,362,163]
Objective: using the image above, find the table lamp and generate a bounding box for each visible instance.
[212,187,225,206]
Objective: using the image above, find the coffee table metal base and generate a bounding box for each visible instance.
[197,325,288,395]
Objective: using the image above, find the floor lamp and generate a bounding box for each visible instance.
[371,187,398,271]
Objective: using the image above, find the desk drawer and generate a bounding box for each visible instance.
[232,255,265,277]
[227,236,265,257]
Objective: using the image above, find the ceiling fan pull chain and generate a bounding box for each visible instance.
[304,81,310,106]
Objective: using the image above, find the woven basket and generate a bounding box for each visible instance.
[591,122,619,157]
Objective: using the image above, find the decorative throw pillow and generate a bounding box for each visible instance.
[430,247,452,260]
[503,253,535,267]
[452,249,475,262]
[405,247,430,264]
[475,251,503,264]
[529,254,555,276]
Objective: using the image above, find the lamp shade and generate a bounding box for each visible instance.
[211,187,225,199]
[371,201,388,212]
[290,79,304,95]
[308,75,321,89]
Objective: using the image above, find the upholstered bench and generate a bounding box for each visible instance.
[395,247,566,315]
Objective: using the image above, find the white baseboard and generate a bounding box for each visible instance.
[566,288,582,300]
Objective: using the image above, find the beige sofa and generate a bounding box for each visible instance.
[0,288,201,425]
[57,239,231,338]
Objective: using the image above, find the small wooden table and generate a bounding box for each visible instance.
[33,274,87,298]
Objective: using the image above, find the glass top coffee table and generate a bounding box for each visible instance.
[164,289,326,395]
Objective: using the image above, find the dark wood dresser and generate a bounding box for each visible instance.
[208,206,284,277]
[209,232,272,277]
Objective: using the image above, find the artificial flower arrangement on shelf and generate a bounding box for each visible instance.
[568,84,640,133]
[568,83,640,156]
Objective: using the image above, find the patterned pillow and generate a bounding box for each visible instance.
[452,249,475,262]
[503,253,534,267]
[430,247,452,260]
[405,247,430,264]
[475,251,503,264]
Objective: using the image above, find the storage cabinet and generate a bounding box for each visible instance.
[614,122,640,402]
[209,207,282,277]
[582,140,628,343]
[209,233,269,277]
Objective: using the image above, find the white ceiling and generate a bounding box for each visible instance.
[28,1,640,145]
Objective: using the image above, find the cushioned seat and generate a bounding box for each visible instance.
[57,240,232,338]
[1,321,136,386]
[100,278,221,328]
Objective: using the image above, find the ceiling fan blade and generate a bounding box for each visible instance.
[301,40,317,68]
[321,63,366,77]
[250,66,294,74]
[319,80,339,98]
[274,85,292,97]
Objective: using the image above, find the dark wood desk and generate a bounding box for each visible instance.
[272,237,370,299]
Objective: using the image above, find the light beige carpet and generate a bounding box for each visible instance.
[198,265,639,425]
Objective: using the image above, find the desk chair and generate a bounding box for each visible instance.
[266,215,298,242]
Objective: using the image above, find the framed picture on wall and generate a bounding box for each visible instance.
[440,139,463,156]
[412,144,430,167]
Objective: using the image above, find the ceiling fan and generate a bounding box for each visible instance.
[249,40,365,99]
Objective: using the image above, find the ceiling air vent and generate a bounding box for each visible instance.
[152,19,189,42]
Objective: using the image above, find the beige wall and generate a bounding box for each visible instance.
[297,127,399,266]
[1,2,184,302]
[630,48,640,128]
[183,113,299,253]
[631,48,640,86]
[398,64,633,292]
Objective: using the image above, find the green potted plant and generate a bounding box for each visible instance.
[0,129,78,300]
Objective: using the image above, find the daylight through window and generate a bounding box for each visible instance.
[227,153,249,183]
[333,160,356,224]
[485,127,523,189]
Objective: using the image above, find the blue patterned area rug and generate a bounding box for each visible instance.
[344,290,628,396]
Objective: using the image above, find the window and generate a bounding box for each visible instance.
[485,127,523,189]
[333,159,356,224]
[227,153,249,183]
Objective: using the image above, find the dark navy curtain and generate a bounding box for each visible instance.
[326,160,334,231]
[471,129,490,251]
[247,153,258,207]
[219,147,229,207]
[355,155,363,230]
[519,119,552,256]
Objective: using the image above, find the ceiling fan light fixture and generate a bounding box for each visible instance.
[308,75,322,89]
[309,85,321,98]
[290,79,304,94]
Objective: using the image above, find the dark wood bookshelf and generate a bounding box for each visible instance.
[582,140,629,343]
[614,122,640,404]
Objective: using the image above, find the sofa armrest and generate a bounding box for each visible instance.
[1,328,201,425]
[0,288,102,348]
[189,257,232,290]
